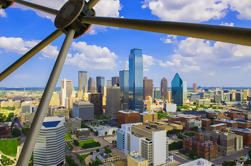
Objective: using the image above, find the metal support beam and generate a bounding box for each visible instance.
[14,0,58,15]
[81,16,251,46]
[87,0,99,8]
[16,29,75,166]
[0,30,63,82]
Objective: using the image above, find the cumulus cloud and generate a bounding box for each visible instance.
[160,35,177,44]
[143,54,154,72]
[159,37,251,74]
[142,0,229,22]
[142,0,251,22]
[66,41,117,70]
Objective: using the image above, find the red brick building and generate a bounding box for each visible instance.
[232,128,251,147]
[117,110,140,127]
[202,119,211,130]
[183,133,218,160]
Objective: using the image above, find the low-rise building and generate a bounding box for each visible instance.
[92,125,118,136]
[127,152,148,166]
[179,158,213,166]
[66,118,81,133]
[76,128,90,139]
[117,110,140,127]
[0,122,12,138]
[186,119,202,129]
[73,100,94,121]
[210,123,227,131]
[231,128,251,147]
[140,112,157,123]
[164,103,177,112]
[50,106,70,119]
[202,119,211,130]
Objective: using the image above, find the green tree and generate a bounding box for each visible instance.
[12,128,21,137]
[222,161,236,166]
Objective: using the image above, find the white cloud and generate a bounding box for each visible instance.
[66,41,117,70]
[159,37,251,74]
[0,9,6,17]
[220,22,234,26]
[143,54,154,72]
[142,0,229,22]
[228,0,251,20]
[160,35,177,44]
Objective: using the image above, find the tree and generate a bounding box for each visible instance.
[222,161,236,166]
[105,131,108,135]
[169,141,183,151]
[73,140,79,146]
[112,130,116,135]
[12,128,21,137]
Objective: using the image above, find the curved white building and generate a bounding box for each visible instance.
[34,117,65,166]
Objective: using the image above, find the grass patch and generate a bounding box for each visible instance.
[65,133,72,141]
[0,139,17,157]
[79,139,96,147]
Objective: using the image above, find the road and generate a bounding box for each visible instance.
[172,154,189,164]
[213,149,248,165]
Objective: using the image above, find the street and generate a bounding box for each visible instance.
[213,149,248,165]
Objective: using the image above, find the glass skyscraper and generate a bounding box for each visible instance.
[129,48,143,112]
[78,71,88,93]
[96,76,105,93]
[171,73,185,106]
[119,69,129,110]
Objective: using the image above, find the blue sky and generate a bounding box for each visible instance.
[1,0,251,88]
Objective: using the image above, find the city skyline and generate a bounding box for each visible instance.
[1,0,251,87]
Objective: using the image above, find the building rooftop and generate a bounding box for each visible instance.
[118,110,139,114]
[210,123,227,127]
[215,119,237,124]
[133,124,164,132]
[231,128,251,133]
[179,158,213,166]
[41,117,65,129]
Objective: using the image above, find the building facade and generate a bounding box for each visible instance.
[112,76,120,86]
[106,86,121,119]
[129,48,143,112]
[96,76,105,93]
[120,69,129,110]
[78,71,88,93]
[73,101,94,121]
[171,73,185,106]
[34,117,65,166]
[161,77,168,99]
[143,77,153,100]
[88,77,96,93]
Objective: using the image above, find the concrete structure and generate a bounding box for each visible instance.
[88,77,95,93]
[106,80,112,87]
[76,128,90,139]
[117,110,140,127]
[50,106,69,119]
[164,103,177,112]
[96,76,105,93]
[61,79,75,108]
[210,123,227,131]
[89,93,103,115]
[78,71,88,93]
[154,88,161,99]
[112,76,120,86]
[186,119,202,129]
[127,151,148,166]
[143,77,153,100]
[179,158,213,166]
[21,101,37,114]
[202,119,211,130]
[33,117,65,166]
[106,86,120,119]
[66,117,81,133]
[92,125,118,136]
[140,112,158,123]
[129,48,143,112]
[231,128,251,147]
[73,101,94,121]
[161,77,168,99]
[120,69,129,110]
[117,123,167,166]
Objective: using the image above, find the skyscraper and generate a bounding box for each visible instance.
[96,76,105,93]
[161,77,168,99]
[112,76,120,86]
[78,71,88,93]
[193,83,197,92]
[106,80,112,87]
[88,77,95,93]
[129,48,143,112]
[120,69,129,110]
[61,79,74,108]
[106,86,120,119]
[143,77,153,100]
[171,73,185,106]
[34,117,65,166]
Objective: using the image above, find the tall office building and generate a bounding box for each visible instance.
[112,76,120,86]
[117,123,167,166]
[106,80,112,87]
[171,73,185,106]
[34,117,65,166]
[120,69,129,110]
[89,93,103,115]
[106,86,121,119]
[78,71,88,93]
[161,77,168,99]
[193,83,197,92]
[73,101,94,120]
[129,48,143,112]
[88,77,95,93]
[96,76,105,93]
[154,88,161,99]
[61,79,74,108]
[143,77,153,100]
